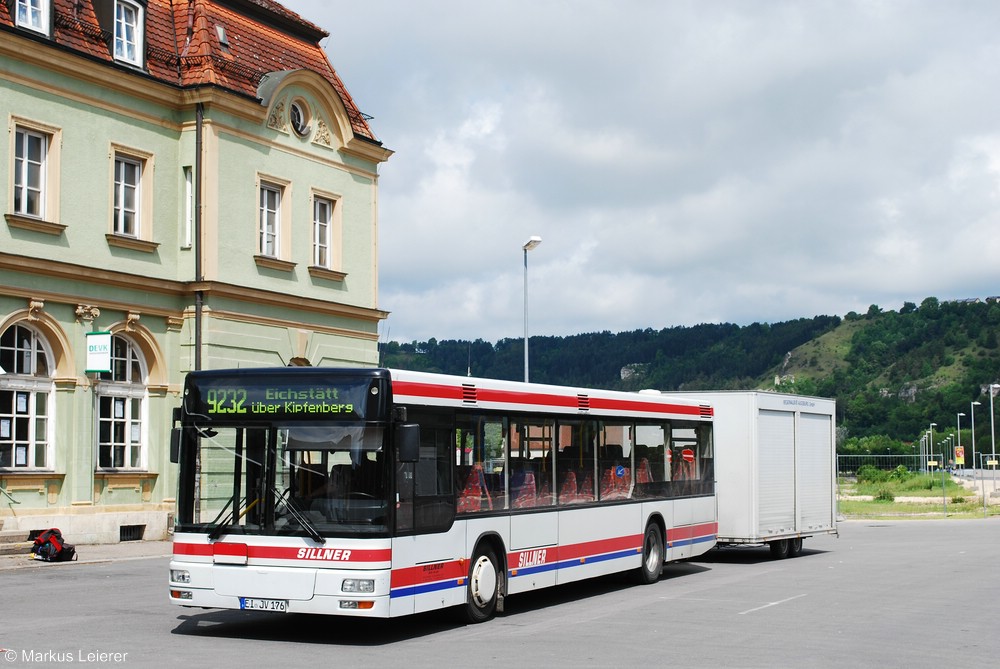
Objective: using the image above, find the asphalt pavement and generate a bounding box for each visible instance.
[0,539,173,571]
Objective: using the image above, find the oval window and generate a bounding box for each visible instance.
[290,101,310,137]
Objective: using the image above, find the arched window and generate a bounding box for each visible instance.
[96,334,147,470]
[0,323,54,469]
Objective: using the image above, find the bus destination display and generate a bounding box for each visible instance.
[186,377,370,421]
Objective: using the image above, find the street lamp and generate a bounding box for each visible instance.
[990,384,1000,496]
[522,236,542,383]
[927,423,937,471]
[956,413,965,471]
[971,400,981,474]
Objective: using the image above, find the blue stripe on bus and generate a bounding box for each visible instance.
[388,533,717,598]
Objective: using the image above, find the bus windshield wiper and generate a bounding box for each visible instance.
[207,496,262,540]
[274,487,326,545]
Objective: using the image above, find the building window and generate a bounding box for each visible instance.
[114,0,144,66]
[313,197,333,268]
[113,154,142,237]
[0,323,53,469]
[259,182,282,257]
[183,166,193,249]
[15,0,49,34]
[290,101,310,137]
[13,127,47,218]
[96,335,146,470]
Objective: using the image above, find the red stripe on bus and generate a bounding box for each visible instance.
[665,522,718,544]
[392,380,711,416]
[390,560,468,588]
[551,534,644,562]
[172,542,391,564]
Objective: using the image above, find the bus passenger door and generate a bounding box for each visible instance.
[507,419,558,594]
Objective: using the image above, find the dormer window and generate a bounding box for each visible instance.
[114,0,144,67]
[15,0,50,35]
[216,24,231,53]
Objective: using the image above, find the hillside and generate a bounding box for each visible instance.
[380,297,1000,449]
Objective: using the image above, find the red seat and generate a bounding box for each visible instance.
[637,458,653,484]
[558,470,579,504]
[577,471,594,501]
[457,465,481,513]
[511,471,537,509]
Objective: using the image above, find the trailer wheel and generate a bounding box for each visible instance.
[769,539,790,559]
[634,523,664,584]
[788,537,803,557]
[463,545,500,623]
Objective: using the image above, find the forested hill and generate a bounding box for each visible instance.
[379,297,1000,444]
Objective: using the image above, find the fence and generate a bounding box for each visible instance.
[837,454,930,477]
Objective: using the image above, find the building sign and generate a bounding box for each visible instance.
[86,331,112,373]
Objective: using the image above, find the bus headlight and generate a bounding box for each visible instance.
[342,578,374,593]
[170,569,191,584]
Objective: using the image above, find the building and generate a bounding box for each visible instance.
[0,0,391,543]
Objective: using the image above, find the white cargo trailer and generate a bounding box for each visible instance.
[659,391,837,558]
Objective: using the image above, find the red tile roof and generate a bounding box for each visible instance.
[2,0,377,142]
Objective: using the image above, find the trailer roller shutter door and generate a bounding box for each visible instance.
[797,412,835,532]
[757,409,795,536]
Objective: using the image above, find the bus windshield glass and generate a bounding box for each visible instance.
[181,423,389,538]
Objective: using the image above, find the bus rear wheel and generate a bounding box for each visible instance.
[463,545,500,623]
[634,523,664,584]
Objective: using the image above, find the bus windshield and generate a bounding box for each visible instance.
[180,423,389,538]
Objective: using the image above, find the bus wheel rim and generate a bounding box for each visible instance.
[470,555,497,607]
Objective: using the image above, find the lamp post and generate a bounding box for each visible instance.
[956,411,965,470]
[971,401,981,475]
[928,422,936,473]
[522,236,542,383]
[990,384,1000,498]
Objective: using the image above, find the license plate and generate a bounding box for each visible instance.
[239,597,287,612]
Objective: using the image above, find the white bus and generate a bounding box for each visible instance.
[168,367,716,622]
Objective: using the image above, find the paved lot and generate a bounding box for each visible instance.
[2,520,999,668]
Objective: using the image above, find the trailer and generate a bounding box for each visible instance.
[659,391,837,558]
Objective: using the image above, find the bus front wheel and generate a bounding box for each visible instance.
[464,545,500,623]
[634,523,664,584]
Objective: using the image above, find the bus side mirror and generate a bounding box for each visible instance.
[396,423,419,463]
[169,428,182,464]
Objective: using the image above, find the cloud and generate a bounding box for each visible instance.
[286,0,1000,342]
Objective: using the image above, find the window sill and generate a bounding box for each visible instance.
[308,266,347,282]
[5,213,66,236]
[106,234,159,253]
[254,255,296,272]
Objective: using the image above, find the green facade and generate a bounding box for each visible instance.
[1,3,390,543]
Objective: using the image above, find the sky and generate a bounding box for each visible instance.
[282,0,1000,344]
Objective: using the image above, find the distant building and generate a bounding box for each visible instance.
[1,0,391,542]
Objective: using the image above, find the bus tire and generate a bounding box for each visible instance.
[464,545,500,623]
[634,523,664,584]
[769,539,790,559]
[789,537,803,557]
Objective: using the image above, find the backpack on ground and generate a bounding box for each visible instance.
[31,528,77,562]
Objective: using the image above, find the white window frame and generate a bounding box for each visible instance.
[13,126,46,219]
[108,144,153,243]
[113,154,142,237]
[182,166,193,249]
[0,323,55,471]
[313,196,332,268]
[96,334,147,471]
[9,118,61,227]
[15,0,49,35]
[310,190,343,272]
[259,183,281,258]
[114,0,144,67]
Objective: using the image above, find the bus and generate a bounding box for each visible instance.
[168,367,717,622]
